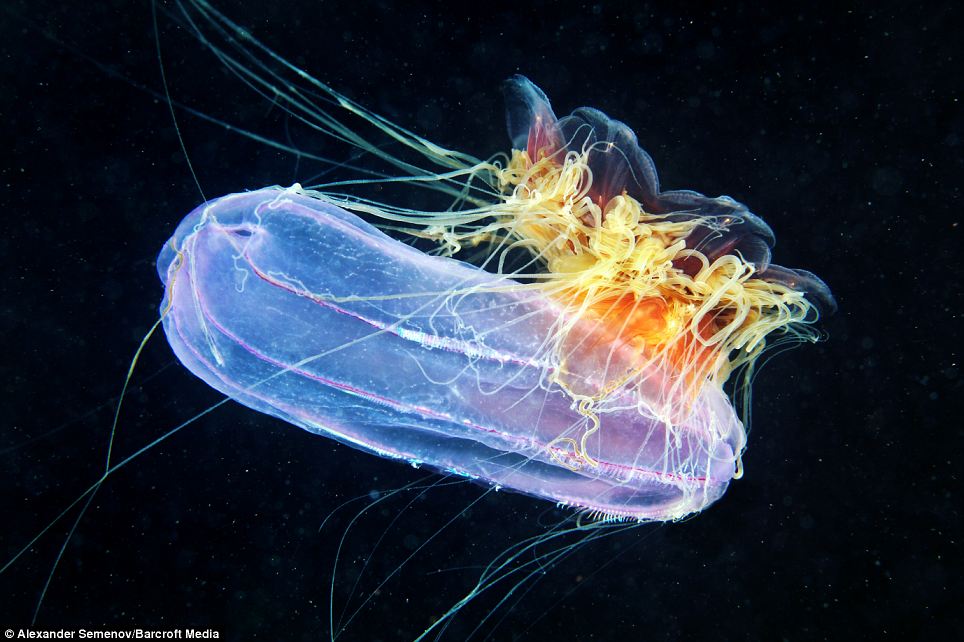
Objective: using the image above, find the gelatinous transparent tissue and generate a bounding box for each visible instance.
[158,188,745,521]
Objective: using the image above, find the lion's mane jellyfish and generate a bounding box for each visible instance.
[158,76,834,521]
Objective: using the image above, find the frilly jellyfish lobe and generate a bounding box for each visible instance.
[157,188,745,520]
[503,75,836,314]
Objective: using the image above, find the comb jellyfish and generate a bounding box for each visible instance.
[158,71,834,522]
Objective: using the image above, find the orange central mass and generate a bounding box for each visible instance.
[556,292,720,406]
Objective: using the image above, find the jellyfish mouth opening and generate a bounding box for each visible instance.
[227,226,255,238]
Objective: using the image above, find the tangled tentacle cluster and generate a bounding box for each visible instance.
[483,145,819,415]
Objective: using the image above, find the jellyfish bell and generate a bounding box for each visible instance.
[495,75,835,414]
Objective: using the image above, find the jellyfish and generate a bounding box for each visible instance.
[157,70,834,523]
[4,3,837,636]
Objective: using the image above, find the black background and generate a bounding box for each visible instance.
[2,1,960,640]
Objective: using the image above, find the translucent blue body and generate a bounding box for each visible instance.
[158,187,745,520]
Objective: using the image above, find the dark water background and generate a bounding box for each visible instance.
[2,1,960,640]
